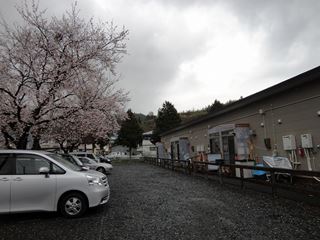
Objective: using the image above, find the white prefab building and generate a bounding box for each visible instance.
[160,66,320,171]
[141,131,157,157]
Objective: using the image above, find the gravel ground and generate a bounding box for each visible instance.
[1,162,320,240]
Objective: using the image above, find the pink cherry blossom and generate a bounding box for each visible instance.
[0,1,129,149]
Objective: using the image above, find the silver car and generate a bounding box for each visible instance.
[0,150,110,218]
[78,157,113,175]
[71,152,100,162]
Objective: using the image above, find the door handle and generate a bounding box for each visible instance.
[13,177,22,181]
[0,177,9,181]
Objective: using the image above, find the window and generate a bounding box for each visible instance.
[87,154,94,159]
[15,154,65,175]
[51,163,66,174]
[191,146,195,152]
[16,154,51,175]
[79,157,90,164]
[209,133,221,154]
[46,153,80,171]
[0,154,11,175]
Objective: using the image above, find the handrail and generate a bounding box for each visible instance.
[147,157,320,177]
[143,156,320,200]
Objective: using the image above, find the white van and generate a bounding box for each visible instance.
[0,150,110,218]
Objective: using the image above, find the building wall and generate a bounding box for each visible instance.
[142,140,157,157]
[162,79,320,170]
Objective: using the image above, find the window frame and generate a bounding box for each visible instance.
[13,153,66,175]
[0,153,14,175]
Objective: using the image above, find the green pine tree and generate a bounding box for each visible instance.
[152,101,181,143]
[116,109,143,158]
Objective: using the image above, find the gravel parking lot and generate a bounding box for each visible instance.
[1,162,320,240]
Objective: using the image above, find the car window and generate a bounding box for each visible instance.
[51,163,66,174]
[71,156,84,166]
[0,154,11,175]
[88,159,97,164]
[16,154,51,175]
[46,153,81,171]
[87,154,94,159]
[79,157,90,164]
[61,155,76,164]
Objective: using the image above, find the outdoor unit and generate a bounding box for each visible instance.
[301,134,313,148]
[282,135,296,150]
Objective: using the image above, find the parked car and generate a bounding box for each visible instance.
[77,157,113,175]
[98,156,112,164]
[59,154,87,168]
[71,152,100,162]
[0,150,110,218]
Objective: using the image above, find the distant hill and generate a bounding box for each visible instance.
[180,109,208,124]
[134,110,207,133]
[133,99,238,133]
[135,113,156,132]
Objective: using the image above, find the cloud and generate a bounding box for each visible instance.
[1,0,320,114]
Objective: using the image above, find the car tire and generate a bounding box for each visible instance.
[59,192,88,218]
[97,167,107,175]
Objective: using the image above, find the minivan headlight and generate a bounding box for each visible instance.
[86,175,103,186]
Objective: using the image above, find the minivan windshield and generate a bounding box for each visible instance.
[46,153,82,171]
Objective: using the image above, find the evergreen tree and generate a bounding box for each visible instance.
[152,101,181,143]
[116,110,143,157]
[206,99,224,113]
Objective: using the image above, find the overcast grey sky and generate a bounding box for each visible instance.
[1,0,320,114]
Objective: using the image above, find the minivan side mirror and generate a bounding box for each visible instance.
[39,167,50,177]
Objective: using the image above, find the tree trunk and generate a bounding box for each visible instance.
[16,126,32,149]
[59,142,68,154]
[16,134,29,149]
[32,135,42,150]
[67,143,78,153]
[129,147,132,160]
[1,130,13,149]
[92,142,95,152]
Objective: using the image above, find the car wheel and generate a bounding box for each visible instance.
[59,192,87,218]
[97,167,106,175]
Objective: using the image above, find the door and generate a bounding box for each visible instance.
[179,139,190,160]
[0,154,12,213]
[11,154,57,212]
[227,136,235,164]
[222,135,235,164]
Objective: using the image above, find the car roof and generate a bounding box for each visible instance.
[0,149,52,155]
[78,156,93,160]
[71,152,95,154]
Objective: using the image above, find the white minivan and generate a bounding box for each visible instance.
[0,150,110,218]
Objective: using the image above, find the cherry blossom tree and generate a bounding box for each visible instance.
[0,1,129,149]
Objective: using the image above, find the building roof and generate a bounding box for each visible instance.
[161,65,320,137]
[143,130,153,136]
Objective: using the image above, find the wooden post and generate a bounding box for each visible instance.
[271,170,276,197]
[206,163,209,180]
[187,161,190,175]
[218,165,223,184]
[240,167,244,189]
